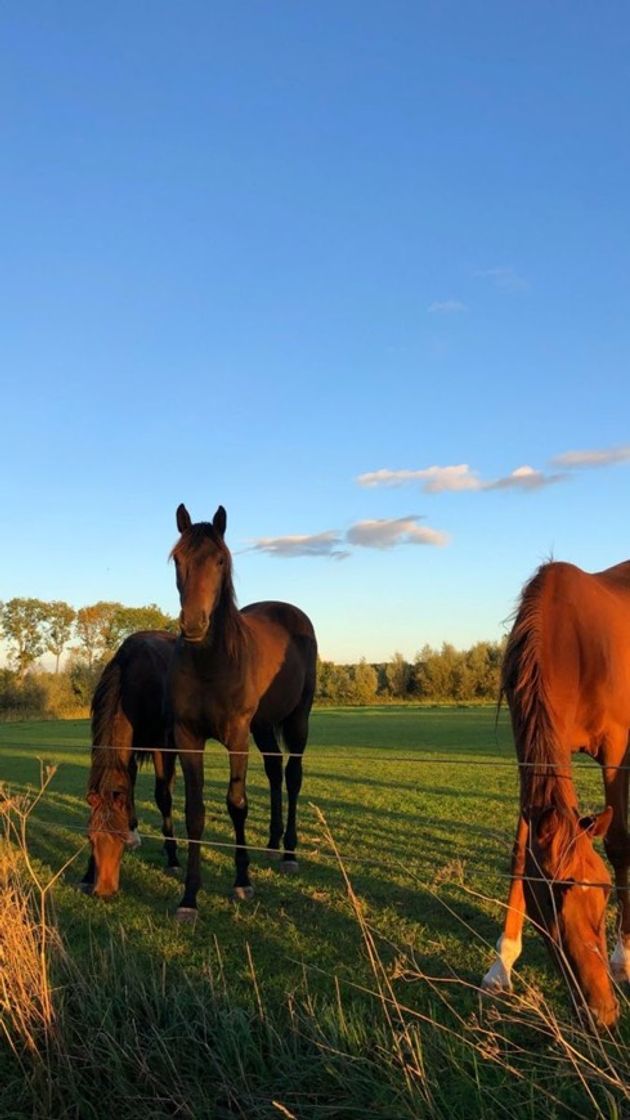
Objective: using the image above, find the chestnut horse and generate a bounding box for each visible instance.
[482,560,630,1027]
[82,630,180,896]
[168,503,317,919]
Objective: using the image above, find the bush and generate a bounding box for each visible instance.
[0,671,47,720]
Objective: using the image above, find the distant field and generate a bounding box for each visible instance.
[0,707,625,1119]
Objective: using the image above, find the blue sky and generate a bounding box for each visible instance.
[2,2,629,662]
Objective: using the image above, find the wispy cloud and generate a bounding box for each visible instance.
[357,465,480,492]
[552,445,630,469]
[248,530,349,560]
[357,464,563,493]
[486,465,563,491]
[427,300,468,314]
[247,516,450,559]
[346,516,450,549]
[475,266,529,292]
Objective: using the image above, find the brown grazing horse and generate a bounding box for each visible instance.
[168,503,317,919]
[82,630,180,896]
[482,560,630,1028]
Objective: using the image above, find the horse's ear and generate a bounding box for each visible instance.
[176,504,192,534]
[213,506,227,538]
[579,806,613,840]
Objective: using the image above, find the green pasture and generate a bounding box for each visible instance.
[0,707,626,1119]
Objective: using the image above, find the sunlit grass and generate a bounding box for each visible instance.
[0,708,626,1118]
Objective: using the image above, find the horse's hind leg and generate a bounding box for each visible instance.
[127,752,141,847]
[252,724,283,857]
[154,748,180,871]
[481,815,528,992]
[280,705,310,873]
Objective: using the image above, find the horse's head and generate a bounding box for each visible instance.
[86,781,132,897]
[172,504,230,643]
[525,805,617,1028]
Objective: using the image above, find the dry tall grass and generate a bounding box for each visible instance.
[3,777,630,1118]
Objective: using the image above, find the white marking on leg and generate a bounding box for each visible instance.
[481,934,522,992]
[610,933,630,982]
[126,828,141,849]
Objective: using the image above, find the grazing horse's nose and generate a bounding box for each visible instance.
[179,609,208,641]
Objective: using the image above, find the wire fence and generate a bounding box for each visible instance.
[2,732,619,894]
[9,737,629,770]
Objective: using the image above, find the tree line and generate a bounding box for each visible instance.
[316,641,506,705]
[0,598,176,718]
[0,597,506,718]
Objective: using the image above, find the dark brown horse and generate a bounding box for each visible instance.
[82,630,180,896]
[168,503,317,919]
[482,560,630,1027]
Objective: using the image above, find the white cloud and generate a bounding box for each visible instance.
[428,300,468,314]
[249,531,349,560]
[346,516,450,549]
[357,463,563,493]
[475,266,529,292]
[552,445,630,469]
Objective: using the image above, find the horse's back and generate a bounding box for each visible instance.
[241,601,316,641]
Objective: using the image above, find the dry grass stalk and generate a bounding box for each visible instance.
[0,766,84,1057]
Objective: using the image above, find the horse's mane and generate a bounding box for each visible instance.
[171,523,247,661]
[89,655,128,791]
[503,564,574,818]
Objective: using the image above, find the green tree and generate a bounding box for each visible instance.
[74,603,112,668]
[0,598,48,680]
[351,659,378,705]
[114,603,177,636]
[386,652,412,699]
[75,601,177,668]
[42,600,76,673]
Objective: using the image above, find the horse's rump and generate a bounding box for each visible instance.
[242,601,317,726]
[89,630,176,787]
[504,560,630,809]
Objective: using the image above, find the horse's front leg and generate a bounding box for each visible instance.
[482,815,528,992]
[226,721,253,900]
[602,748,630,981]
[174,724,205,921]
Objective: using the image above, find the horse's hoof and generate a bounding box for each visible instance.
[609,958,627,985]
[164,865,182,878]
[480,961,513,994]
[77,881,94,895]
[174,907,198,924]
[266,847,282,861]
[232,884,255,902]
[610,939,630,983]
[126,828,142,849]
[279,860,299,876]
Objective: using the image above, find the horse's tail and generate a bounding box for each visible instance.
[503,565,573,821]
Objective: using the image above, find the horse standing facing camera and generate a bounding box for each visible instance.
[168,503,317,920]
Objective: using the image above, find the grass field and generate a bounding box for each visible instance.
[1,706,628,1119]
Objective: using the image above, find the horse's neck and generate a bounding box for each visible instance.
[206,591,245,663]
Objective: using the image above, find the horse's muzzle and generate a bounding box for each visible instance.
[179,611,208,643]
